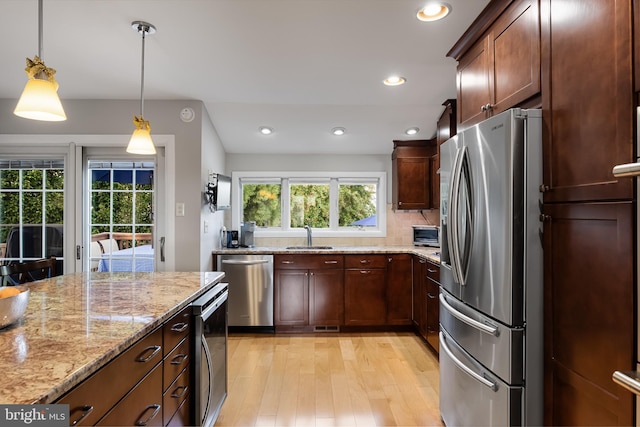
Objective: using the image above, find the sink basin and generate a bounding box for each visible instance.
[285,246,333,250]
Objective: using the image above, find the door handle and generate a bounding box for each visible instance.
[613,371,640,396]
[160,236,165,262]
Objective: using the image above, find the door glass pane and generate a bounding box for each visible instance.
[88,161,154,273]
[0,159,64,272]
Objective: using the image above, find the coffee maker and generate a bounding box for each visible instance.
[240,221,256,247]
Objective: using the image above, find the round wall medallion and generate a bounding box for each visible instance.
[180,107,195,122]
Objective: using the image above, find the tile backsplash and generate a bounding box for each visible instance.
[254,204,439,247]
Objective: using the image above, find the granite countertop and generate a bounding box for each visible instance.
[213,245,441,264]
[0,271,224,405]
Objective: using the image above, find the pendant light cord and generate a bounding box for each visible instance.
[139,25,146,117]
[37,0,43,59]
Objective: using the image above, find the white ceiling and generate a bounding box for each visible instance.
[0,0,489,155]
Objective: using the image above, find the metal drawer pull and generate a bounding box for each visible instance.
[170,353,188,365]
[281,260,294,264]
[170,322,188,333]
[427,269,438,273]
[324,260,338,264]
[135,345,161,363]
[359,259,371,264]
[613,371,640,396]
[70,405,94,426]
[427,293,437,299]
[440,332,497,391]
[440,294,499,336]
[612,162,640,178]
[135,404,161,426]
[171,385,188,399]
[360,270,371,274]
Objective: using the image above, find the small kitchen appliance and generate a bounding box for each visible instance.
[227,230,239,248]
[240,222,256,247]
[412,225,440,247]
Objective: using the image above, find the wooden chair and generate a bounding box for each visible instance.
[0,257,57,285]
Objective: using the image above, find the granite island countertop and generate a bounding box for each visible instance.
[213,245,441,264]
[0,271,224,405]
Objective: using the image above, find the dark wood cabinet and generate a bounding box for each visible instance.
[57,305,193,426]
[433,99,457,210]
[449,0,540,129]
[386,254,413,325]
[344,254,387,325]
[425,260,440,353]
[541,0,633,203]
[543,202,634,426]
[412,256,427,339]
[392,140,437,211]
[274,254,344,330]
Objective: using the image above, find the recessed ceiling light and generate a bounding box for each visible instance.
[405,127,420,135]
[259,126,273,135]
[417,2,451,22]
[383,76,406,86]
[331,127,346,136]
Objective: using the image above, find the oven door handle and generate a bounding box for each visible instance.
[200,335,214,423]
[201,290,228,321]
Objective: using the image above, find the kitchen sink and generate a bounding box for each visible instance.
[285,246,333,250]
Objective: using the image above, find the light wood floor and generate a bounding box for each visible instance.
[215,332,443,427]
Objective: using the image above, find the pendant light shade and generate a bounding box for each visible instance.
[127,21,156,155]
[14,0,66,121]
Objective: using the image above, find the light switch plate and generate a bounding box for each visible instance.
[176,202,185,216]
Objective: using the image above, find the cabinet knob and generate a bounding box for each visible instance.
[481,105,487,112]
[486,103,493,110]
[539,184,550,193]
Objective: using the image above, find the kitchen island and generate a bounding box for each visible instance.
[0,271,224,406]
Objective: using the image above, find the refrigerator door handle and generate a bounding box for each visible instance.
[448,146,464,284]
[440,332,497,391]
[440,293,499,336]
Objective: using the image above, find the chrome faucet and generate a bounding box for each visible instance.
[304,225,312,247]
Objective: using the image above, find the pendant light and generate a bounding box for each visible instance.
[127,21,156,155]
[14,0,66,121]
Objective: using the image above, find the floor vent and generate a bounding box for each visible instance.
[314,325,339,332]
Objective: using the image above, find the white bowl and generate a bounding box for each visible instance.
[0,286,29,329]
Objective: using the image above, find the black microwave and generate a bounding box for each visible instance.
[413,225,440,247]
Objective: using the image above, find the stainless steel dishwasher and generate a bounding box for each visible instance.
[217,254,274,331]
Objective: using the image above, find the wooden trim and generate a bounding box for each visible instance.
[447,0,515,60]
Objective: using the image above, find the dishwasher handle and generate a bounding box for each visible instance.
[221,259,269,266]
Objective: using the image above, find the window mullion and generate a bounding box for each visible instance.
[329,178,338,229]
[282,178,290,230]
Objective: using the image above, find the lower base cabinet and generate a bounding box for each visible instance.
[344,255,387,326]
[425,260,440,353]
[56,305,193,426]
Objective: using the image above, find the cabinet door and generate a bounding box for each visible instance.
[412,257,426,338]
[457,35,491,128]
[309,268,344,326]
[541,0,633,202]
[543,202,633,426]
[394,157,430,210]
[491,0,540,114]
[386,254,413,325]
[344,269,386,325]
[274,269,309,326]
[425,278,440,353]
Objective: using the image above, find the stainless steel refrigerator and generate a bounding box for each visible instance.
[439,108,543,426]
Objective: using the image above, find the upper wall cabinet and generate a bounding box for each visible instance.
[540,0,633,203]
[392,139,437,211]
[448,0,540,129]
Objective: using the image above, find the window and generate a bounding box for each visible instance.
[0,159,64,264]
[233,172,386,237]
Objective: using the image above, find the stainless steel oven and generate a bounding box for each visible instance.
[192,281,228,427]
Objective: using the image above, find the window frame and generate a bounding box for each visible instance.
[232,171,386,238]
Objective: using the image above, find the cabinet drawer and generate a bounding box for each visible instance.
[426,261,440,282]
[344,254,387,269]
[166,393,192,427]
[163,306,191,357]
[275,254,344,269]
[58,327,163,426]
[163,336,191,392]
[96,363,163,426]
[163,365,190,424]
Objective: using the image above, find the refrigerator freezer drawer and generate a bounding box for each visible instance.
[440,289,524,384]
[440,330,523,427]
